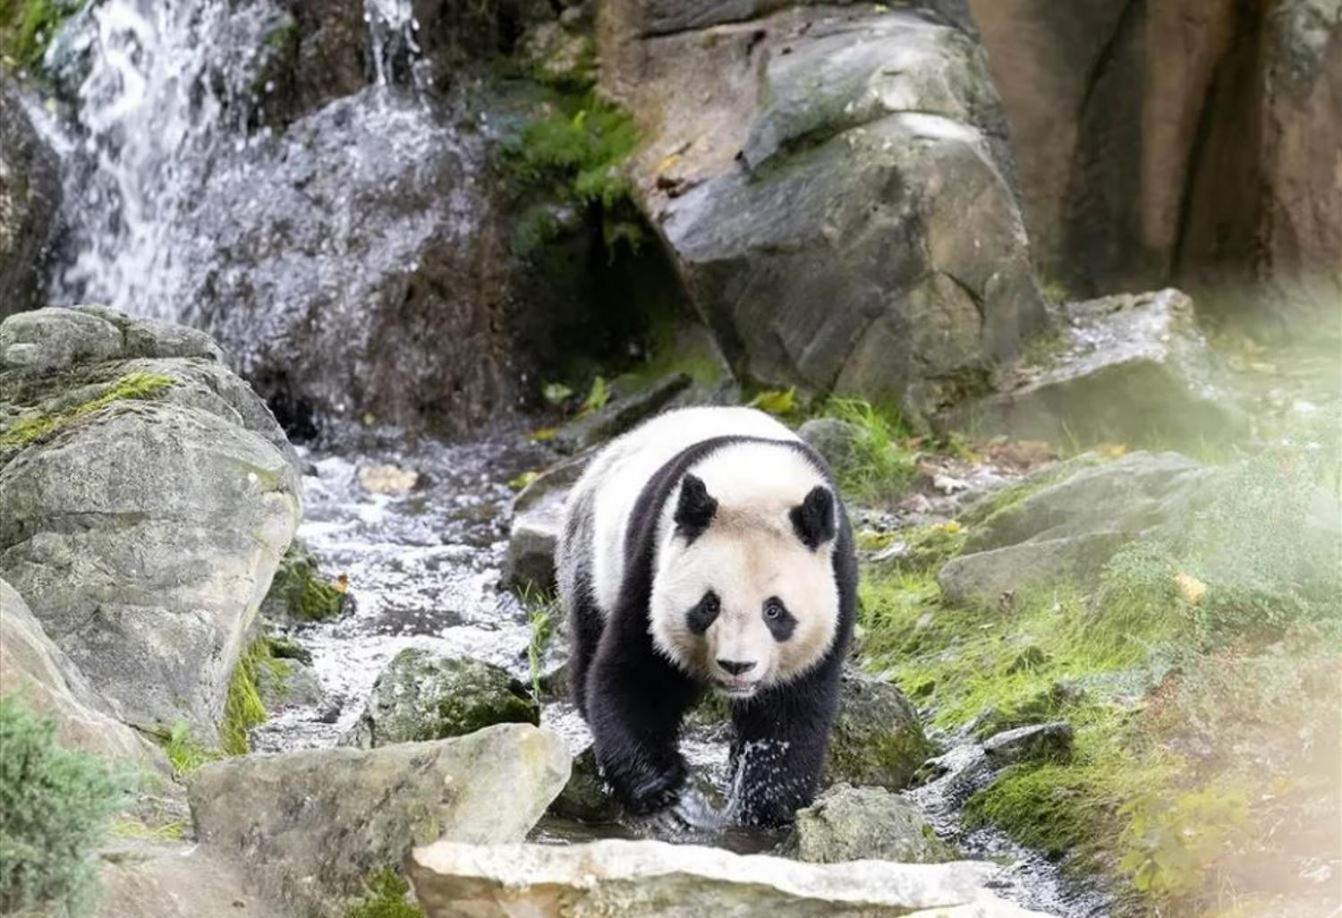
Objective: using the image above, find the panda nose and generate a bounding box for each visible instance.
[717,659,756,676]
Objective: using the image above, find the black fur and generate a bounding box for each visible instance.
[790,484,836,550]
[570,435,857,825]
[673,473,717,541]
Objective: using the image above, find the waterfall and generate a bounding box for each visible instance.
[42,0,424,321]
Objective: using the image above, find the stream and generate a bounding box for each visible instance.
[239,426,1110,917]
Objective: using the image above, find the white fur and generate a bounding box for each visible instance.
[561,407,840,695]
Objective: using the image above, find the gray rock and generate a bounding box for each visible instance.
[341,648,538,749]
[254,656,324,712]
[94,840,282,918]
[0,88,60,319]
[797,418,861,472]
[189,723,571,915]
[982,721,1073,765]
[504,452,590,593]
[0,307,301,737]
[408,838,1049,917]
[602,2,1046,422]
[550,373,693,455]
[825,670,935,790]
[548,744,619,823]
[940,451,1216,606]
[0,580,165,772]
[954,289,1247,448]
[789,783,956,864]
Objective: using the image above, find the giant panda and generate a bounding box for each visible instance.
[556,406,857,827]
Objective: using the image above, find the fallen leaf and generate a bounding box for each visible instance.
[1175,572,1207,605]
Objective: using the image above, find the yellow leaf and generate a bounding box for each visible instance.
[748,387,797,416]
[1096,442,1129,459]
[655,152,681,175]
[1175,572,1207,605]
[509,470,540,492]
[530,427,558,442]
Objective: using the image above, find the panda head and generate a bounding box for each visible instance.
[649,470,840,699]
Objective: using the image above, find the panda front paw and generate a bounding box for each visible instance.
[603,753,687,815]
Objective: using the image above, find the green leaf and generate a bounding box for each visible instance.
[748,387,796,416]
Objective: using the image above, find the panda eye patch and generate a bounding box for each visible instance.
[686,591,721,635]
[762,596,796,641]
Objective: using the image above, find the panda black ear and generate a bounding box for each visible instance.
[674,474,718,541]
[791,485,836,550]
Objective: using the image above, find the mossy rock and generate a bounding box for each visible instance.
[824,670,935,791]
[342,649,539,748]
[787,783,956,864]
[261,542,349,623]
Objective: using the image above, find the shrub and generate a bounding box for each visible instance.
[0,696,120,913]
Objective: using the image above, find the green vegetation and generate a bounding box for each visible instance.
[0,696,120,914]
[267,546,347,622]
[822,398,918,505]
[160,721,218,778]
[344,870,423,918]
[0,0,83,70]
[219,637,277,755]
[856,411,1341,913]
[0,371,175,449]
[504,91,641,256]
[525,596,555,702]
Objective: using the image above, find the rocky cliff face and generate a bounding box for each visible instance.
[970,0,1341,336]
[0,83,60,319]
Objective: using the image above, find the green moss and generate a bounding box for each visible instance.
[0,695,120,914]
[267,546,347,622]
[0,371,175,449]
[107,816,188,843]
[822,398,918,505]
[0,0,84,71]
[864,522,968,575]
[219,638,270,756]
[344,870,423,918]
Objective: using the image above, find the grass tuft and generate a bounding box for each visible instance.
[823,398,917,505]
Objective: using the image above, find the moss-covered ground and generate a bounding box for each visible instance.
[852,412,1341,915]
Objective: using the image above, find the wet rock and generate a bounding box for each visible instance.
[550,372,692,455]
[504,452,590,593]
[602,1,1046,422]
[825,669,935,791]
[341,648,539,749]
[0,580,164,772]
[0,87,60,318]
[503,495,566,594]
[788,783,955,865]
[175,88,518,439]
[940,450,1217,607]
[954,290,1247,448]
[259,541,351,624]
[254,655,324,712]
[94,839,281,918]
[797,418,861,472]
[408,838,1047,916]
[982,722,1074,766]
[189,723,570,914]
[0,307,301,737]
[548,744,619,823]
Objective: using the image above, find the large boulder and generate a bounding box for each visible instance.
[953,289,1247,448]
[0,307,301,737]
[408,838,1048,917]
[0,580,163,772]
[0,85,60,318]
[940,451,1216,607]
[188,723,570,915]
[788,784,955,865]
[93,840,282,918]
[341,648,539,748]
[599,1,1047,422]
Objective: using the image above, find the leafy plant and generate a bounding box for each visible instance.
[823,398,917,504]
[344,869,423,918]
[0,696,121,914]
